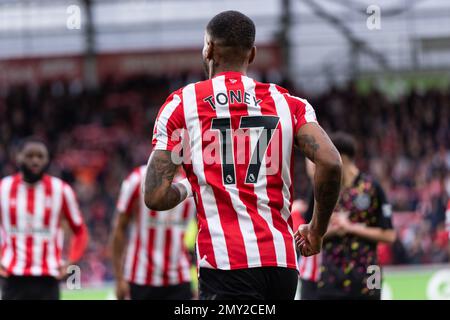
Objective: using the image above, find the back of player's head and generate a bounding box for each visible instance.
[330,132,356,160]
[206,10,255,51]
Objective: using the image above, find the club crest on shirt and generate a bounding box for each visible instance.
[354,193,371,211]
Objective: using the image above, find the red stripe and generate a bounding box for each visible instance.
[144,226,156,285]
[130,235,141,283]
[41,240,49,275]
[24,236,33,275]
[42,176,52,227]
[9,175,21,227]
[6,175,21,273]
[23,185,35,274]
[189,82,217,269]
[196,80,248,269]
[299,257,307,276]
[40,176,52,275]
[130,208,143,283]
[182,201,190,220]
[311,255,318,281]
[256,82,297,268]
[54,236,62,266]
[162,229,172,286]
[7,236,17,273]
[178,231,188,283]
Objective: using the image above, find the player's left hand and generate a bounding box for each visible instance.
[295,223,322,257]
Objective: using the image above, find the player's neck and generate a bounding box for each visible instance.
[210,64,247,78]
[19,172,44,186]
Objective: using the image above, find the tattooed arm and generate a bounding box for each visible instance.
[143,150,189,211]
[294,122,342,256]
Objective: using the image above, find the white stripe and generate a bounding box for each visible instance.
[134,193,149,285]
[242,76,287,266]
[180,251,191,282]
[63,184,82,226]
[122,168,145,282]
[30,183,45,275]
[151,211,165,286]
[47,178,63,274]
[168,225,182,285]
[12,184,27,275]
[118,167,142,282]
[269,85,295,226]
[302,256,313,280]
[0,177,13,269]
[183,83,230,269]
[123,224,137,281]
[270,84,299,268]
[117,170,142,213]
[169,202,186,284]
[154,94,182,150]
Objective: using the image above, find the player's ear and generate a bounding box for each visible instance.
[205,41,214,60]
[248,46,256,64]
[203,32,214,61]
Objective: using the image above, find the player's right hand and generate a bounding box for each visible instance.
[115,279,130,300]
[294,223,323,257]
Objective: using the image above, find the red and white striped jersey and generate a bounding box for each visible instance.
[0,174,85,277]
[116,166,195,286]
[152,71,318,271]
[291,200,321,281]
[298,254,321,282]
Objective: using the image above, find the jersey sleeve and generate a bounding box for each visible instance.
[283,93,318,134]
[152,90,185,152]
[61,183,85,234]
[116,170,141,216]
[373,181,394,230]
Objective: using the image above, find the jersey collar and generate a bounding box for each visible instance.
[213,71,245,78]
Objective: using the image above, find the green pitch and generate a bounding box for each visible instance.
[61,266,450,300]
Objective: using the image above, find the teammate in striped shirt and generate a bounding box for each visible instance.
[0,138,88,300]
[112,166,195,300]
[292,199,321,300]
[143,11,342,300]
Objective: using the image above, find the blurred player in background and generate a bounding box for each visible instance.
[112,166,195,300]
[291,159,321,300]
[317,132,396,300]
[143,10,342,300]
[0,138,88,300]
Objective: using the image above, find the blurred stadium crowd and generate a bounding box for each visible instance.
[0,73,449,283]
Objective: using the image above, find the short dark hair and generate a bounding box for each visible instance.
[330,132,356,159]
[206,10,255,50]
[18,136,49,152]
